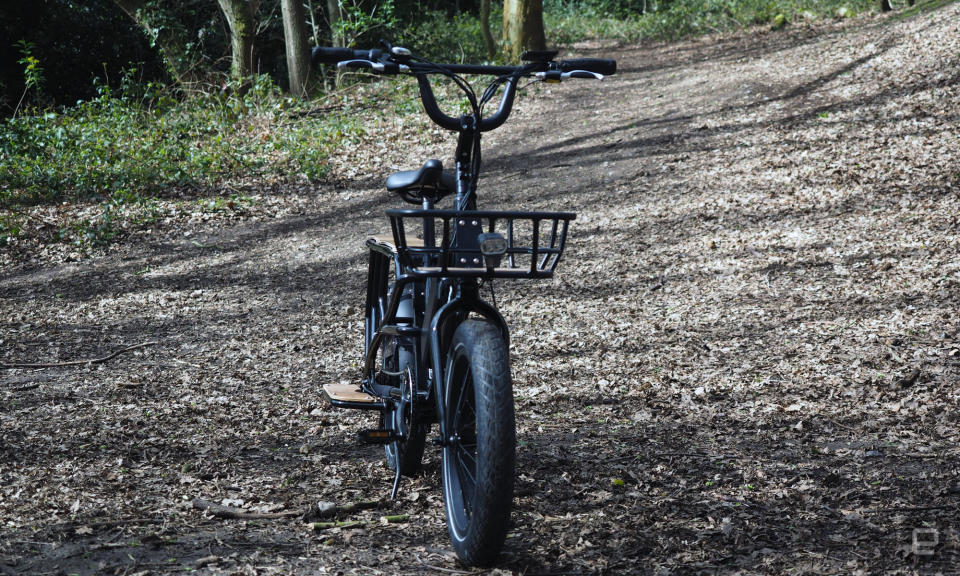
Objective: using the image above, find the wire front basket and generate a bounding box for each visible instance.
[386,209,576,278]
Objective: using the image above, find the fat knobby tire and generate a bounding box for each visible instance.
[442,319,515,566]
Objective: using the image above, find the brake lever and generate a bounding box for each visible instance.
[337,60,409,73]
[534,70,605,82]
[338,59,382,71]
[564,70,605,81]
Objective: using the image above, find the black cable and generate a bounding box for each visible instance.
[408,56,480,120]
[401,57,534,209]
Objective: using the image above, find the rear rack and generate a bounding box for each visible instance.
[386,209,575,279]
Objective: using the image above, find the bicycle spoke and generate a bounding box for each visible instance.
[456,443,477,514]
[453,364,472,427]
[457,443,477,472]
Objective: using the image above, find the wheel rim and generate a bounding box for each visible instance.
[444,351,478,537]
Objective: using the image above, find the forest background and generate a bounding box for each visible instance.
[0,0,900,256]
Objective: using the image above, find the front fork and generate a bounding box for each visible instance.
[427,281,510,446]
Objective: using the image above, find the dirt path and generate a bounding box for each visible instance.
[3,6,960,575]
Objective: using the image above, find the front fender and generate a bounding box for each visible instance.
[429,297,509,440]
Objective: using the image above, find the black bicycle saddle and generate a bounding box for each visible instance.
[386,159,455,204]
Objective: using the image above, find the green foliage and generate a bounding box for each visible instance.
[71,197,124,246]
[0,0,167,113]
[545,2,641,45]
[0,72,372,211]
[0,69,412,248]
[325,1,502,64]
[395,8,504,63]
[0,213,20,246]
[14,40,45,115]
[890,0,957,19]
[16,41,44,95]
[334,0,398,48]
[544,0,880,43]
[135,0,213,78]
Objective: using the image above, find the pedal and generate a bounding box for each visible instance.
[358,429,398,445]
[323,382,386,411]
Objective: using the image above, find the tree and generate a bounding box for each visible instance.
[281,0,310,96]
[503,0,545,61]
[480,0,495,61]
[326,0,344,45]
[217,0,260,80]
[111,0,199,84]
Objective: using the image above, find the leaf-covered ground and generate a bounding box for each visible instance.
[3,6,960,575]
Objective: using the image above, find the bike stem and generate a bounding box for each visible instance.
[454,114,479,211]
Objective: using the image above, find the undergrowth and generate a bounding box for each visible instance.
[0,74,402,248]
[0,75,366,208]
[0,1,933,250]
[397,8,504,63]
[546,0,882,43]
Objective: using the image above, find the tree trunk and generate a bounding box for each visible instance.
[326,0,343,45]
[281,0,310,96]
[218,0,260,80]
[503,0,545,61]
[110,0,197,84]
[480,0,495,61]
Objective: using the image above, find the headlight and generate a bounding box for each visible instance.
[478,232,507,269]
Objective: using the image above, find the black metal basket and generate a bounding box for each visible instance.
[386,209,576,278]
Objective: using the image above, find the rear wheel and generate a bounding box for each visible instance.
[365,254,428,476]
[441,319,514,566]
[381,364,428,476]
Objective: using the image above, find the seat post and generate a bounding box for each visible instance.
[422,195,435,254]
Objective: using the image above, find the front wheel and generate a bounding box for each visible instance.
[441,319,515,566]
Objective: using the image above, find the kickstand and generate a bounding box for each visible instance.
[390,461,402,500]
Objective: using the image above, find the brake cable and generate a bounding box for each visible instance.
[398,56,534,209]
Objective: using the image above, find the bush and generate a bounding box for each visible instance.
[396,8,504,63]
[544,0,879,43]
[0,72,372,209]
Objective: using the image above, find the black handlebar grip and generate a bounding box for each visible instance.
[312,46,384,65]
[311,46,357,64]
[557,58,617,76]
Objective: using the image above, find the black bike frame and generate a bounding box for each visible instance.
[363,69,523,442]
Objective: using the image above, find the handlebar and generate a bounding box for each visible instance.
[313,46,616,78]
[415,74,517,132]
[311,45,616,133]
